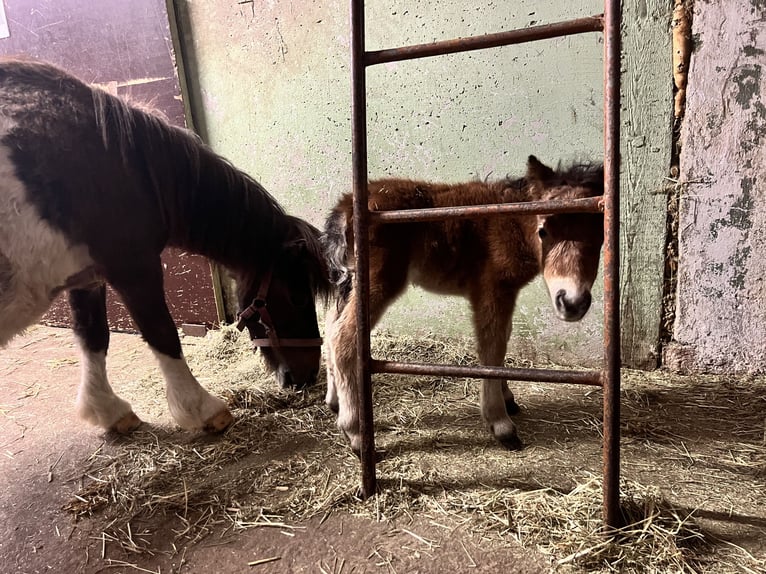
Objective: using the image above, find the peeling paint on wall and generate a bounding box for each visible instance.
[671,0,766,372]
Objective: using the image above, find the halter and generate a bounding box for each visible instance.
[235,267,323,352]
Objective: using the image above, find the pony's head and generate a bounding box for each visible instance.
[235,217,330,389]
[526,156,604,322]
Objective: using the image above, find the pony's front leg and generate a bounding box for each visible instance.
[471,289,523,450]
[110,263,233,432]
[70,285,142,433]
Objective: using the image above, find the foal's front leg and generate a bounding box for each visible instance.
[69,285,141,433]
[110,262,233,432]
[471,289,523,450]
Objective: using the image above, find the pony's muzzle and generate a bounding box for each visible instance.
[277,364,319,390]
[555,289,592,322]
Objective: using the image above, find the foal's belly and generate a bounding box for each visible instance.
[408,266,467,297]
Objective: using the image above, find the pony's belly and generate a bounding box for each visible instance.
[408,266,465,296]
[0,140,93,344]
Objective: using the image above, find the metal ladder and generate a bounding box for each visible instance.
[349,1,621,528]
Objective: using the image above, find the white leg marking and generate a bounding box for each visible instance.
[481,380,520,449]
[153,352,229,430]
[75,347,134,429]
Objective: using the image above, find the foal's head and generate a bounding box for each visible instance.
[235,217,330,390]
[526,156,604,322]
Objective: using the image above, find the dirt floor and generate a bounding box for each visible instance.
[1,325,765,573]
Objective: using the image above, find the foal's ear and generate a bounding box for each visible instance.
[526,155,555,182]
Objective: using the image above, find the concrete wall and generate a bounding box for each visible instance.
[668,0,766,373]
[172,1,671,368]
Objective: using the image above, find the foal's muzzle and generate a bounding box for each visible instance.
[555,289,592,322]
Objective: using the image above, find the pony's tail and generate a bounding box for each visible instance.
[322,207,354,307]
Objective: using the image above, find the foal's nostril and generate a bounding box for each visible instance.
[555,289,591,320]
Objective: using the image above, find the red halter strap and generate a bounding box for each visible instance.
[235,267,323,350]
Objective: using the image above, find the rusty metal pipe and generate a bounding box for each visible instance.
[371,196,604,224]
[373,360,603,386]
[350,0,376,499]
[602,0,622,530]
[366,15,604,66]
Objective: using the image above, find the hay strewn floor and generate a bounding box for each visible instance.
[64,327,766,573]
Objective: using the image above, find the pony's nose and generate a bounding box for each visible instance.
[279,368,319,390]
[555,289,592,321]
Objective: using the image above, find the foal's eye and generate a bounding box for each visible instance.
[537,226,548,240]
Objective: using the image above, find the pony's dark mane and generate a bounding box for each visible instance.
[90,83,292,267]
[0,57,329,298]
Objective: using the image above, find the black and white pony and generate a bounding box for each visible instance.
[0,58,329,434]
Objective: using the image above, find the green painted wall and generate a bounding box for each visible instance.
[172,0,671,369]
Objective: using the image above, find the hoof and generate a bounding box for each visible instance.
[203,408,234,433]
[497,432,524,451]
[110,411,143,434]
[505,398,521,416]
[327,401,339,414]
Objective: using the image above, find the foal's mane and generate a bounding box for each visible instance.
[516,160,604,201]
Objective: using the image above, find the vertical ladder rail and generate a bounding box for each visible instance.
[602,0,622,529]
[349,0,622,527]
[349,0,377,497]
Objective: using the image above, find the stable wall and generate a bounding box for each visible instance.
[668,0,766,373]
[172,1,671,369]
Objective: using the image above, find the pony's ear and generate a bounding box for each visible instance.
[526,155,555,182]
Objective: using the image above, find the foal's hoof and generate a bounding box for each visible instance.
[110,412,143,434]
[203,408,234,433]
[497,432,524,451]
[505,398,521,415]
[327,401,339,414]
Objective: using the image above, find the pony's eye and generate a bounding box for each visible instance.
[538,226,548,240]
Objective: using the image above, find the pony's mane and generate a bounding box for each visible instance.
[284,215,332,302]
[87,67,330,299]
[89,77,297,265]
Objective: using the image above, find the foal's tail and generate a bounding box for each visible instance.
[322,207,354,307]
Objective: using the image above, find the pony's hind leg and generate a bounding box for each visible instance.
[471,287,523,450]
[330,289,363,453]
[109,261,233,432]
[332,263,408,455]
[70,285,142,433]
[324,303,340,413]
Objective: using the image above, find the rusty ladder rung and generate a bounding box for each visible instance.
[366,15,604,66]
[372,195,604,224]
[373,360,603,387]
[350,0,621,528]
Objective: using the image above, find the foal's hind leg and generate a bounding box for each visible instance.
[332,268,407,455]
[470,288,523,450]
[109,262,232,432]
[69,285,142,433]
[324,303,340,413]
